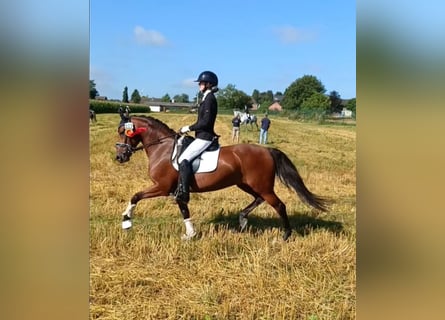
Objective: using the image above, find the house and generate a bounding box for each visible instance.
[149,105,163,112]
[268,101,283,112]
[341,108,353,118]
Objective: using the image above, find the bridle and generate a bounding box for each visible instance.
[115,123,177,158]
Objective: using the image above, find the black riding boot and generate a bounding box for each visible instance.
[175,160,192,204]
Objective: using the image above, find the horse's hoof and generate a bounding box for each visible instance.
[282,229,292,241]
[239,217,248,232]
[181,231,197,241]
[122,219,132,230]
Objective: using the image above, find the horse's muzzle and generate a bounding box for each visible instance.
[115,143,133,163]
[116,153,130,163]
[115,154,130,163]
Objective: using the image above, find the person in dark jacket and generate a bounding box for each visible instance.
[175,71,219,208]
[259,113,271,144]
[231,114,241,143]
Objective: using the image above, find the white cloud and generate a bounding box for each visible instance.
[182,78,196,88]
[134,26,168,46]
[272,26,317,44]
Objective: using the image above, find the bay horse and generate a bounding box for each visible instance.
[115,115,330,240]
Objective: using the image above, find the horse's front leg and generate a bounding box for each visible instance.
[177,201,197,240]
[121,184,169,230]
[121,201,136,229]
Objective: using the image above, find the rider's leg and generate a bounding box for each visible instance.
[175,138,212,203]
[176,159,192,204]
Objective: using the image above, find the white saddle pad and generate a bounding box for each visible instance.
[171,144,220,173]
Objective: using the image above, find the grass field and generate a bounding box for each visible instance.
[90,112,356,319]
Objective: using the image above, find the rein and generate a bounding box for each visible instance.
[132,133,177,152]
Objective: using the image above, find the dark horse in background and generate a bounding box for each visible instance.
[89,109,97,123]
[118,105,131,123]
[115,115,330,240]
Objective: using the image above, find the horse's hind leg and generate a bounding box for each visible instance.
[239,197,264,231]
[237,185,264,231]
[262,193,292,240]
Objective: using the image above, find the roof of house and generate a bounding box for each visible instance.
[268,101,282,111]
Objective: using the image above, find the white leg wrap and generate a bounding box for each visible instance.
[122,219,132,229]
[122,202,136,218]
[181,218,196,240]
[122,202,136,229]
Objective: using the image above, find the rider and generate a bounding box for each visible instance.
[175,70,219,204]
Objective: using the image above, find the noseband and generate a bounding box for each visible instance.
[115,141,143,156]
[115,125,145,158]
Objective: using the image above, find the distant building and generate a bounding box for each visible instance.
[341,108,353,118]
[149,105,163,112]
[268,101,283,112]
[250,103,260,111]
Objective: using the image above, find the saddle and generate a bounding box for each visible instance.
[172,136,221,173]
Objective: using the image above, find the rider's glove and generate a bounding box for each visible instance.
[179,126,190,134]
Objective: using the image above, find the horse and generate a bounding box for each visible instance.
[89,109,97,123]
[115,115,330,241]
[240,112,258,130]
[118,106,131,123]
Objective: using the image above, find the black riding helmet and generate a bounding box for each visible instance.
[195,71,218,87]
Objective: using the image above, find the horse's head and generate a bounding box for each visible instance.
[115,121,147,163]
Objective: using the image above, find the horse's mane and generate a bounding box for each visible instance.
[132,115,176,135]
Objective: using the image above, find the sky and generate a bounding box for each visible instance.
[90,0,356,101]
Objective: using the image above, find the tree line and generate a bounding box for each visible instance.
[90,75,356,117]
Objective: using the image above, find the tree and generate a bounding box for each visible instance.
[346,98,356,113]
[172,93,190,103]
[251,89,260,103]
[281,75,326,110]
[161,93,171,102]
[89,80,98,99]
[251,90,275,107]
[131,89,141,103]
[216,84,251,110]
[329,90,342,113]
[298,92,330,121]
[122,86,129,103]
[301,92,330,111]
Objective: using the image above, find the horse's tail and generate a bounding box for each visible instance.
[268,148,330,212]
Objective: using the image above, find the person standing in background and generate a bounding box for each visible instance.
[231,114,241,143]
[259,113,271,144]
